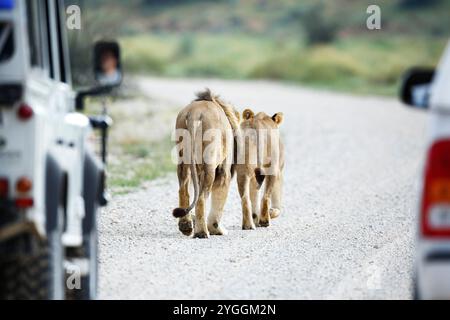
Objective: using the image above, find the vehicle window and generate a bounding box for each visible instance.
[26,0,42,67]
[36,0,50,76]
[0,22,14,63]
[45,0,56,79]
[55,0,69,83]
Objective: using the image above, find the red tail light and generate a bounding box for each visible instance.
[0,178,8,198]
[421,140,450,238]
[16,177,32,194]
[15,198,34,209]
[17,103,33,121]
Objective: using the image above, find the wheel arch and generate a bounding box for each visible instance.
[82,151,103,234]
[45,154,66,233]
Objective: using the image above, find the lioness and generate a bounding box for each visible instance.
[236,109,284,229]
[172,90,240,238]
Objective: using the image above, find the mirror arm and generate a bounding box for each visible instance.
[75,85,115,111]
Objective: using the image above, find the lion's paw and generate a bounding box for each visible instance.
[208,223,228,236]
[193,231,210,239]
[258,219,270,228]
[178,219,194,236]
[242,222,256,230]
[270,208,281,219]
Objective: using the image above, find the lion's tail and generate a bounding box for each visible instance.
[172,116,201,219]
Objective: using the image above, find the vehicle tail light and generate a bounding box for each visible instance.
[421,140,450,238]
[15,198,34,209]
[17,103,33,121]
[16,177,32,193]
[0,178,8,198]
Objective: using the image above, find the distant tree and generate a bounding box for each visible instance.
[296,2,341,45]
[176,34,195,58]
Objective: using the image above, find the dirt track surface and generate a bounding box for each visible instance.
[99,77,427,299]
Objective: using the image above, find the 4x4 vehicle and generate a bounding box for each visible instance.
[401,40,450,300]
[0,0,121,299]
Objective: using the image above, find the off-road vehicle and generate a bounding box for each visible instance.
[0,0,122,299]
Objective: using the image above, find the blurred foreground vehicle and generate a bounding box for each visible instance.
[0,0,121,299]
[401,41,450,300]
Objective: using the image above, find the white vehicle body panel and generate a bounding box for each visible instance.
[430,42,450,112]
[0,0,93,247]
[416,40,450,300]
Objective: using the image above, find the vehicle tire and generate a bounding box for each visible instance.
[0,155,66,300]
[0,225,64,300]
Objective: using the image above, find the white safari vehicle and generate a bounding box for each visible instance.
[401,41,450,300]
[0,0,121,299]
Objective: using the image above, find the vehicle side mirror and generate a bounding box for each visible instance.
[76,40,123,111]
[94,40,123,88]
[400,68,435,109]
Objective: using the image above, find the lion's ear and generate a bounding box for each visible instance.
[243,109,255,120]
[272,113,284,125]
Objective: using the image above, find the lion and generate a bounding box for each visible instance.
[236,109,284,229]
[172,89,240,238]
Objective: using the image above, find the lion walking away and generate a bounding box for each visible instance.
[173,89,240,238]
[237,109,285,229]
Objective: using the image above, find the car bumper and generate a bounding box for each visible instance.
[418,241,450,300]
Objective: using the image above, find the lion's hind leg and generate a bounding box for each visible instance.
[177,164,194,236]
[208,166,231,236]
[270,173,283,220]
[250,175,261,226]
[193,165,215,239]
[259,175,276,228]
[238,172,257,230]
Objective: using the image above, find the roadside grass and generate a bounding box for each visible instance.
[84,92,177,195]
[120,33,446,96]
[120,33,290,79]
[251,35,446,95]
[108,136,175,195]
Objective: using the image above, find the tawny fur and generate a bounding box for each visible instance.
[236,109,285,230]
[195,88,240,132]
[173,89,240,238]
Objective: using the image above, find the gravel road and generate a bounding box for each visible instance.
[99,77,428,300]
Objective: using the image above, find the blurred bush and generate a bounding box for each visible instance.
[250,47,363,86]
[250,37,445,95]
[176,34,195,58]
[295,2,342,45]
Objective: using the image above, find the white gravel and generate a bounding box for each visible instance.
[99,77,428,300]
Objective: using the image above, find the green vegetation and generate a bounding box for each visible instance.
[118,0,448,96]
[108,137,175,195]
[70,0,450,96]
[120,33,282,78]
[120,34,445,96]
[251,36,445,95]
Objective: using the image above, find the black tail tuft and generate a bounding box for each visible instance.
[173,208,189,218]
